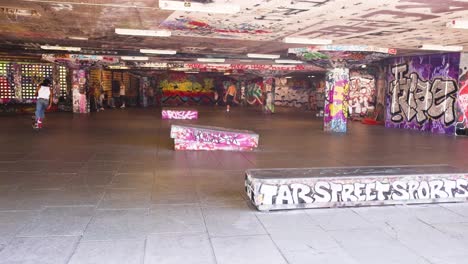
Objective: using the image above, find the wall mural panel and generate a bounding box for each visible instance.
[159,73,214,106]
[457,53,468,136]
[386,53,460,134]
[0,62,68,112]
[348,71,376,118]
[274,77,313,109]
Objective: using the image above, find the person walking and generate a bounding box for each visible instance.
[120,81,126,109]
[33,79,53,129]
[224,83,237,112]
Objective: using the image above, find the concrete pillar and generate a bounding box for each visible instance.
[71,68,88,113]
[263,77,275,113]
[324,68,349,133]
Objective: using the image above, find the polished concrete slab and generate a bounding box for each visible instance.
[0,106,467,264]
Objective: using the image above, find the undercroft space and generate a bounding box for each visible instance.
[0,107,467,264]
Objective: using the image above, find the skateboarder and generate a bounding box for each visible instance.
[33,79,53,130]
[224,83,237,112]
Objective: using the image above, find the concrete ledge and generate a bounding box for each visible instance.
[245,165,468,211]
[170,124,259,151]
[162,108,198,120]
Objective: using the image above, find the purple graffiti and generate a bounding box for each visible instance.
[386,53,460,135]
[170,124,259,151]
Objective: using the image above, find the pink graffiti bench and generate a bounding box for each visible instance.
[162,108,198,120]
[170,124,259,151]
[245,165,468,211]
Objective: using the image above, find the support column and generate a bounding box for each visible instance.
[71,68,89,113]
[12,63,22,101]
[324,68,349,132]
[263,77,275,113]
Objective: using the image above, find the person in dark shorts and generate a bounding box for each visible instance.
[224,84,237,112]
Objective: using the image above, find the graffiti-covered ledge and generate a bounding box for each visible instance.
[245,165,468,211]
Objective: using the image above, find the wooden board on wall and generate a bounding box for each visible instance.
[101,70,112,96]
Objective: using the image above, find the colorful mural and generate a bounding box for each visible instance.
[0,62,69,112]
[324,68,349,133]
[348,71,376,118]
[159,73,214,106]
[275,77,312,109]
[386,53,460,134]
[244,79,264,106]
[457,53,468,136]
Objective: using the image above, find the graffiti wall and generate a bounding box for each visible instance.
[386,53,460,134]
[348,71,376,118]
[324,68,349,132]
[275,77,311,109]
[457,53,468,136]
[244,79,264,106]
[159,73,214,106]
[0,62,68,112]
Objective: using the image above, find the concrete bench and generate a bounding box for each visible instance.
[162,108,198,120]
[170,124,259,151]
[245,165,468,211]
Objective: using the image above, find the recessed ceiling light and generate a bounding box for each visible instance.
[418,44,463,52]
[40,45,81,51]
[121,56,149,61]
[283,37,332,45]
[140,49,177,55]
[68,36,88,41]
[285,76,292,79]
[185,71,199,74]
[159,0,240,14]
[275,59,303,64]
[115,28,171,37]
[108,65,130,69]
[197,58,225,63]
[247,53,280,59]
[361,65,367,68]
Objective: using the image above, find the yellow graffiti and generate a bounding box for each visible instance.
[329,83,349,117]
[160,78,213,92]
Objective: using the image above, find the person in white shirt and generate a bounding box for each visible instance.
[119,82,126,109]
[33,79,53,129]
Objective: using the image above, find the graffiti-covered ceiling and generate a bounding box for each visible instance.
[1,0,468,69]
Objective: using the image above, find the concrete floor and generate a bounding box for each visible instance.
[0,106,467,264]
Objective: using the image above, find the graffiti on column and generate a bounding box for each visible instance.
[72,69,88,113]
[386,53,460,134]
[52,64,61,104]
[264,77,275,113]
[324,68,349,132]
[348,74,376,117]
[456,53,468,136]
[12,63,22,100]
